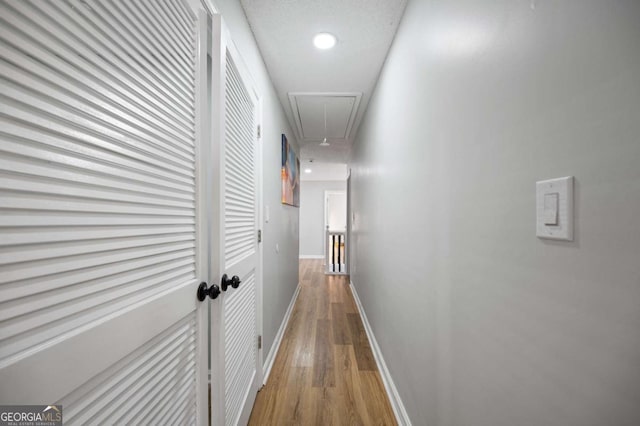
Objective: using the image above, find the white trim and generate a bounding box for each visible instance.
[194,7,210,424]
[197,0,218,14]
[299,254,325,259]
[345,171,351,275]
[208,13,226,426]
[262,283,301,384]
[349,281,412,426]
[256,92,265,387]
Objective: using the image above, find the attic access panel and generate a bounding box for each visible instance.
[288,92,362,142]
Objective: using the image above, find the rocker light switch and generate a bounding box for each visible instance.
[536,176,574,241]
[543,193,559,225]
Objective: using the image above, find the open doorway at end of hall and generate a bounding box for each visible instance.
[324,190,347,274]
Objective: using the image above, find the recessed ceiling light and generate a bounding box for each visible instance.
[313,33,337,50]
[304,168,312,173]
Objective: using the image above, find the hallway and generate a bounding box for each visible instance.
[1,0,639,424]
[248,260,396,425]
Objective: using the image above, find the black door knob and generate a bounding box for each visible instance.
[197,282,221,301]
[230,275,241,289]
[221,274,241,291]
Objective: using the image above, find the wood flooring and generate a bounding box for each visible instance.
[248,259,397,426]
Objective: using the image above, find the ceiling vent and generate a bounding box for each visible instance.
[288,92,362,144]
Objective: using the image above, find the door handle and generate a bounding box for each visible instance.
[220,274,241,291]
[197,281,221,301]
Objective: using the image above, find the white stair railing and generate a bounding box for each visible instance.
[325,226,346,274]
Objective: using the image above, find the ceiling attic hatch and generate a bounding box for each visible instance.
[288,92,362,145]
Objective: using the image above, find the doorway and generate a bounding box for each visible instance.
[324,190,347,273]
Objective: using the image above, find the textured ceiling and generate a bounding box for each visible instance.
[240,0,407,163]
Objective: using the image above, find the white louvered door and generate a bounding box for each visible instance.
[0,1,209,424]
[209,15,262,426]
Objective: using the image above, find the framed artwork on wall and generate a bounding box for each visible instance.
[281,134,300,207]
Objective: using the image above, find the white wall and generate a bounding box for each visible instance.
[299,180,346,257]
[327,192,347,231]
[350,1,640,425]
[300,162,348,181]
[212,0,299,361]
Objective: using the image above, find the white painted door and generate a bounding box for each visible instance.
[0,0,209,424]
[208,15,262,426]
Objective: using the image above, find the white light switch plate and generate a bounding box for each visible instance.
[536,176,573,241]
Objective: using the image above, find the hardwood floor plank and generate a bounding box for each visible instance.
[303,267,313,280]
[347,313,377,371]
[359,371,398,426]
[331,302,352,345]
[334,344,372,425]
[264,334,292,389]
[311,270,323,288]
[316,285,331,320]
[344,284,359,314]
[278,367,311,424]
[288,287,317,367]
[328,276,343,303]
[297,386,322,425]
[312,319,335,387]
[248,260,395,425]
[320,387,348,425]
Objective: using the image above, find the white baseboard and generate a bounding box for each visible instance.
[349,280,412,426]
[262,283,301,384]
[298,254,324,259]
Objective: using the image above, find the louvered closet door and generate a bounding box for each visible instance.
[0,1,209,424]
[209,17,261,426]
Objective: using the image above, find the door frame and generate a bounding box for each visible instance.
[346,169,351,274]
[256,96,264,386]
[323,190,347,257]
[195,5,211,424]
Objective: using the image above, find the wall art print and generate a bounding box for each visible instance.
[281,134,300,207]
